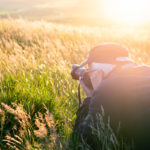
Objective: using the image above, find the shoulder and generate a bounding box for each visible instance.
[120,64,150,76]
[93,64,150,95]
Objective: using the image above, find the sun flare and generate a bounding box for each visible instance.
[101,0,150,25]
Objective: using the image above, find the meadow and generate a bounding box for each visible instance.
[0,19,150,149]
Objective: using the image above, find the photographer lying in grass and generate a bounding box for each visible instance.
[71,43,150,150]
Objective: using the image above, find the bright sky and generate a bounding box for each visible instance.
[101,0,150,25]
[1,0,150,25]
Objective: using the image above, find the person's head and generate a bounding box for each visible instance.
[79,43,133,89]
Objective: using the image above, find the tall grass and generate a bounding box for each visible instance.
[0,19,150,149]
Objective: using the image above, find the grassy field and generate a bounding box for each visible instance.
[0,19,150,149]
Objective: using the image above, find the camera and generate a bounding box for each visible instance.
[71,64,87,80]
[71,64,93,90]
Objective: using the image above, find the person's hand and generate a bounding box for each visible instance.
[71,64,80,80]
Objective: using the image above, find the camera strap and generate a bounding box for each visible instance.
[78,84,81,107]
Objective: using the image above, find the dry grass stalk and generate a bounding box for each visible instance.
[44,106,58,149]
[3,134,22,150]
[0,19,148,75]
[6,142,19,150]
[14,135,23,143]
[0,108,5,132]
[34,113,48,138]
[0,108,4,115]
[19,128,25,137]
[1,102,59,149]
[12,125,17,130]
[26,140,31,150]
[2,103,31,149]
[1,103,16,115]
[2,102,31,129]
[4,135,22,145]
[11,102,31,129]
[45,106,55,129]
[49,133,58,150]
[33,141,41,150]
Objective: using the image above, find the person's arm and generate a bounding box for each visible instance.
[79,69,104,97]
[89,69,103,90]
[79,76,93,97]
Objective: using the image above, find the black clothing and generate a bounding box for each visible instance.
[76,65,150,149]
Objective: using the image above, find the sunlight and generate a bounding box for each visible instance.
[101,0,150,25]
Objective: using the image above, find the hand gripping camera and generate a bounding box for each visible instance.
[71,64,93,90]
[71,64,87,80]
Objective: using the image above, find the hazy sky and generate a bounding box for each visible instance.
[0,0,150,25]
[0,0,78,10]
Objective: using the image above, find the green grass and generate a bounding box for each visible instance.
[0,19,150,149]
[0,68,79,149]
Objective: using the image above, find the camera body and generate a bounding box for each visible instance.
[71,64,87,80]
[71,64,93,90]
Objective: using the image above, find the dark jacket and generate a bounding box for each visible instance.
[88,64,150,149]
